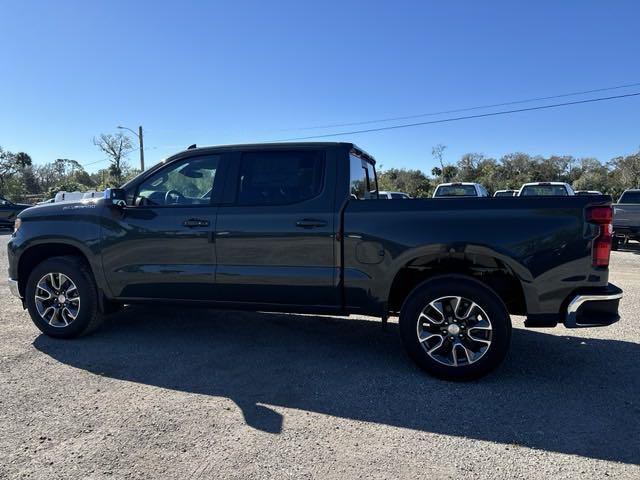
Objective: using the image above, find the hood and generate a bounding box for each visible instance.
[18,198,104,219]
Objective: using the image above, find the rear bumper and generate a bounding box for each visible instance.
[564,283,622,328]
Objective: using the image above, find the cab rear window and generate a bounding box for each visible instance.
[434,185,477,197]
[619,191,640,203]
[520,185,568,196]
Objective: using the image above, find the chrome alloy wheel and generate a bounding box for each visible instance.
[34,272,81,327]
[416,295,493,367]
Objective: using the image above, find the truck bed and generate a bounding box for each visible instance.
[342,195,612,319]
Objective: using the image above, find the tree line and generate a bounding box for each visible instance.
[378,145,640,199]
[0,133,139,202]
[1,136,639,202]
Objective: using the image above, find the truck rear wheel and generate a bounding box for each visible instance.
[25,256,104,338]
[399,275,511,381]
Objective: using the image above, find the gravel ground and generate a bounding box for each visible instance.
[1,231,639,479]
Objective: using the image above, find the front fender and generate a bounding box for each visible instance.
[9,202,109,295]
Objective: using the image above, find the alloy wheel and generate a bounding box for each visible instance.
[34,272,81,327]
[416,295,493,366]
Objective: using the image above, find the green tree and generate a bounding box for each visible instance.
[609,151,640,191]
[0,147,26,199]
[442,165,458,183]
[378,167,432,198]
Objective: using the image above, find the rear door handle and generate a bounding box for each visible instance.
[183,218,210,228]
[295,218,327,228]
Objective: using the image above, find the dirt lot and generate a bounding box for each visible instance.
[1,231,639,479]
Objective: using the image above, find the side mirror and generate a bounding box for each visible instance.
[104,188,127,208]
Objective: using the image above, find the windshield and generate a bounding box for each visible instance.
[434,185,477,197]
[494,191,514,197]
[619,191,640,203]
[520,185,568,196]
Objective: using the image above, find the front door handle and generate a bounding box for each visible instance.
[183,218,210,228]
[295,218,327,228]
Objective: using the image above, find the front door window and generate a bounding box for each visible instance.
[136,155,220,206]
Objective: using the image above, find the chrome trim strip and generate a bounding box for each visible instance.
[8,278,22,299]
[565,292,623,327]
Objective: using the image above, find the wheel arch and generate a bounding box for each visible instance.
[385,246,532,316]
[17,240,99,297]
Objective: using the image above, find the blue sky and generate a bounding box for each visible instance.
[1,0,639,173]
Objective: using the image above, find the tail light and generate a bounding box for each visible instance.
[587,206,613,267]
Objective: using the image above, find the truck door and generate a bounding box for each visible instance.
[100,153,225,301]
[214,148,339,308]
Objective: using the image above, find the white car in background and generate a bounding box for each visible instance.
[432,182,489,198]
[493,189,517,197]
[378,191,412,199]
[53,190,100,203]
[575,190,603,196]
[517,182,575,196]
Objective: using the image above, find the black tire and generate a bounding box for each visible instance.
[611,236,620,251]
[399,275,511,381]
[25,256,104,338]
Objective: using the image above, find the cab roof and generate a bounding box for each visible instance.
[170,142,375,163]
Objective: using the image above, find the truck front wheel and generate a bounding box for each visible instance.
[399,275,511,381]
[25,256,104,338]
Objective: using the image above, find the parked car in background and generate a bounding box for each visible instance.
[0,196,31,229]
[575,190,603,196]
[7,142,622,380]
[612,188,640,249]
[493,190,517,197]
[433,182,489,198]
[54,191,87,203]
[378,191,412,199]
[517,182,575,196]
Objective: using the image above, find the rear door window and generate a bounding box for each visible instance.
[237,150,325,205]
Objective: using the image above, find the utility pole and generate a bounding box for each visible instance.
[138,125,145,171]
[117,125,145,171]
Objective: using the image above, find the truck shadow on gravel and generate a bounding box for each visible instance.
[33,306,639,465]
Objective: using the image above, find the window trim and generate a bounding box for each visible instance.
[233,149,327,207]
[349,154,379,200]
[132,154,223,208]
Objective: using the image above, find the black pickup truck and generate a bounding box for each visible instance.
[6,142,622,380]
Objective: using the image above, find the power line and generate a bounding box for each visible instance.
[79,146,159,169]
[271,91,640,141]
[287,81,640,131]
[81,158,109,167]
